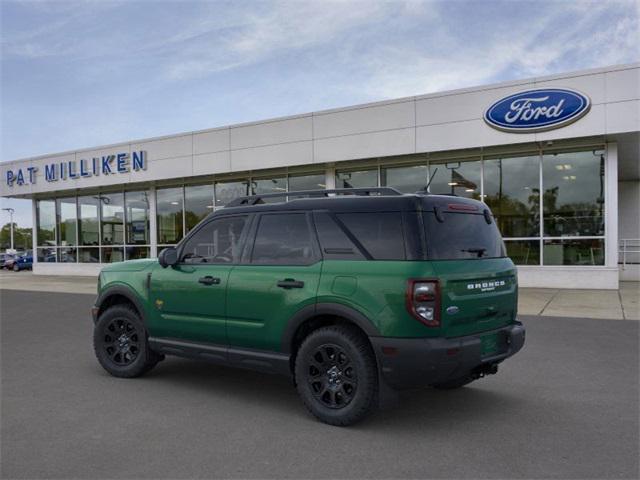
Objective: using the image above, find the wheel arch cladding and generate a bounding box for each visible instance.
[283,303,380,371]
[96,286,146,322]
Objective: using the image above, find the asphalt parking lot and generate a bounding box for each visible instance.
[1,289,638,479]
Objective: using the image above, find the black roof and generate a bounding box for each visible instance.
[214,188,487,217]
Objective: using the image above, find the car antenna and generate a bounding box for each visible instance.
[416,167,438,194]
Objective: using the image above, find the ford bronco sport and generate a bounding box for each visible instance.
[92,188,525,426]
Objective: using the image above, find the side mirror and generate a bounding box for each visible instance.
[158,247,178,268]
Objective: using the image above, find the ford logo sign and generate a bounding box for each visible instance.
[484,88,591,133]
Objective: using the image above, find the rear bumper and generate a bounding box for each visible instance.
[370,322,525,390]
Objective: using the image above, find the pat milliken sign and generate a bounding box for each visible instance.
[484,88,591,133]
[5,151,147,187]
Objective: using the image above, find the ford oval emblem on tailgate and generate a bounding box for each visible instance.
[446,306,459,315]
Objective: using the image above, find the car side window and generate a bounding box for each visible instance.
[251,213,316,265]
[313,212,366,260]
[336,212,406,260]
[181,215,248,264]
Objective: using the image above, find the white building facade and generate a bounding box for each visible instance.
[2,63,639,289]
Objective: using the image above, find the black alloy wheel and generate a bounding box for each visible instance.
[102,318,141,366]
[295,325,378,426]
[93,305,161,378]
[306,343,358,409]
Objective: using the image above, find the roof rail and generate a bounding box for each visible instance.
[225,187,403,208]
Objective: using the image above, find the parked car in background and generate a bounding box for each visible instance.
[2,253,17,270]
[12,251,33,271]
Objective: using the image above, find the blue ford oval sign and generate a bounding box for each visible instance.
[484,88,591,133]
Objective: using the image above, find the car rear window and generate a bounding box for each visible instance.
[336,212,406,260]
[423,211,505,260]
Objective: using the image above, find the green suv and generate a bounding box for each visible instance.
[92,188,525,426]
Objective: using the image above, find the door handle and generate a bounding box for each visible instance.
[277,278,305,289]
[198,276,221,286]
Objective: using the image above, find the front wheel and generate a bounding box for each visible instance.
[93,305,161,378]
[12,264,19,272]
[295,325,378,426]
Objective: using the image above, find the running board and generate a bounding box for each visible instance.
[148,337,291,376]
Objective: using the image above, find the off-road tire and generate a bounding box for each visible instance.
[93,305,161,378]
[432,375,475,390]
[295,325,378,426]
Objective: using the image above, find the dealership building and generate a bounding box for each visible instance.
[1,63,638,289]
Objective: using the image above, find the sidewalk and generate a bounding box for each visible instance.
[1,271,638,320]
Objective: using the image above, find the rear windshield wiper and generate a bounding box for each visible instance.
[461,247,487,258]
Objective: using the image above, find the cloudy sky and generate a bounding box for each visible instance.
[1,0,639,227]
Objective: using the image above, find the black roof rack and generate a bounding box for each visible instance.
[225,187,403,208]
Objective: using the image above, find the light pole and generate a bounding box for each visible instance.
[2,207,15,251]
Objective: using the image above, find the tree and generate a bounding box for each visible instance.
[0,223,32,251]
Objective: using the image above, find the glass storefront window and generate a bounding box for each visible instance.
[78,247,100,263]
[381,164,428,193]
[428,160,481,199]
[251,176,287,203]
[125,191,150,245]
[483,155,540,238]
[56,198,77,246]
[78,196,100,246]
[36,246,57,262]
[542,150,605,237]
[504,240,540,266]
[543,239,604,266]
[58,247,77,263]
[185,184,214,232]
[102,247,124,263]
[36,200,56,246]
[214,180,249,207]
[288,173,325,191]
[157,187,184,244]
[336,169,377,189]
[100,193,124,245]
[126,246,150,260]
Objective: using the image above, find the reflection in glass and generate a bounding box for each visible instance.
[126,246,150,260]
[37,200,56,246]
[185,184,214,232]
[78,247,100,263]
[542,150,605,237]
[429,160,481,199]
[288,173,325,191]
[58,247,77,263]
[56,198,77,246]
[504,240,540,265]
[102,247,124,263]
[37,247,57,262]
[156,187,184,244]
[543,239,604,265]
[78,196,100,246]
[336,169,377,189]
[215,180,249,207]
[483,156,540,238]
[251,177,287,203]
[125,191,150,245]
[381,164,428,193]
[100,193,124,245]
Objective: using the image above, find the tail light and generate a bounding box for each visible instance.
[406,279,440,327]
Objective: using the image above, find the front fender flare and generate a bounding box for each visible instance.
[93,285,147,324]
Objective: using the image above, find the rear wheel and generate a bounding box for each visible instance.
[93,305,161,378]
[12,263,19,272]
[295,325,378,426]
